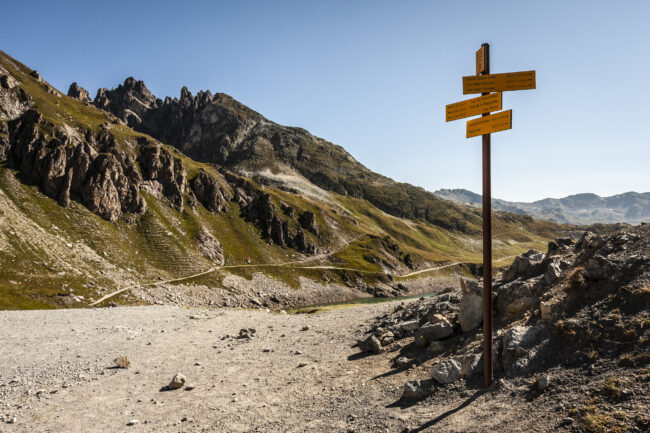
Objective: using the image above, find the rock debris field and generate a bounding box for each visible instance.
[0,302,590,433]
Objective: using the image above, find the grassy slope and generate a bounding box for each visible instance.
[0,49,570,309]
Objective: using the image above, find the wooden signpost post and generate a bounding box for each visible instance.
[446,43,535,387]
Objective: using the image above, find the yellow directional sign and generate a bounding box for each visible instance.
[446,92,501,122]
[466,110,512,138]
[463,71,536,94]
[476,45,487,75]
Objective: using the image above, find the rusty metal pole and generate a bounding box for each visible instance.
[480,42,493,388]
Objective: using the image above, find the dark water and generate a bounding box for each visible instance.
[289,291,439,313]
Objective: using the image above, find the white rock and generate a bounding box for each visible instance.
[398,320,420,332]
[459,279,483,333]
[431,359,461,384]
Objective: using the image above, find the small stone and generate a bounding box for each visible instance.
[184,383,195,391]
[297,362,308,368]
[166,373,186,390]
[395,357,409,368]
[301,325,311,331]
[294,350,303,355]
[537,374,550,391]
[561,417,574,426]
[127,419,139,426]
[114,356,131,369]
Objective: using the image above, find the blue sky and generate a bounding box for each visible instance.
[2,0,649,201]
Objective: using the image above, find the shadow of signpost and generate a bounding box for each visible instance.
[405,388,486,433]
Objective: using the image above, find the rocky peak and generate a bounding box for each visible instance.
[67,82,91,103]
[93,77,159,126]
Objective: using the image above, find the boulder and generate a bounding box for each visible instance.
[459,279,483,333]
[544,261,562,284]
[431,359,461,384]
[402,380,431,399]
[501,325,548,377]
[414,321,453,347]
[398,320,420,332]
[457,353,482,378]
[502,250,546,282]
[495,277,543,320]
[166,373,186,390]
[358,335,383,354]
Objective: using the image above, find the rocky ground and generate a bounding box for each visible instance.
[0,225,647,432]
[0,302,528,433]
[357,225,650,433]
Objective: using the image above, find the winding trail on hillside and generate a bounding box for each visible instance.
[90,234,363,306]
[90,234,507,307]
[395,262,462,278]
[89,267,219,306]
[89,260,461,307]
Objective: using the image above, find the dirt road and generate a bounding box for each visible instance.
[0,304,558,432]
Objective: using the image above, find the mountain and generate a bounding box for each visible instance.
[435,188,650,225]
[0,48,584,309]
[89,77,484,232]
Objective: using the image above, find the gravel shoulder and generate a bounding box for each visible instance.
[0,304,576,432]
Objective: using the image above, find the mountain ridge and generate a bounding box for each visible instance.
[434,188,650,225]
[79,77,488,232]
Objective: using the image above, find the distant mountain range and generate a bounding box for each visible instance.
[434,189,650,225]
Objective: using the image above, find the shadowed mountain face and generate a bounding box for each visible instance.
[435,188,650,225]
[89,78,483,232]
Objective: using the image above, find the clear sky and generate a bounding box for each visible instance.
[2,0,649,201]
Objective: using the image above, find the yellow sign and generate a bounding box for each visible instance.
[446,92,501,122]
[466,110,512,138]
[476,46,487,75]
[463,71,536,94]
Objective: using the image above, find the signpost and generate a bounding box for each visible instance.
[466,109,511,138]
[446,92,502,122]
[463,70,536,94]
[446,43,535,387]
[476,45,487,75]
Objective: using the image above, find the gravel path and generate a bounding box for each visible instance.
[0,304,552,432]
